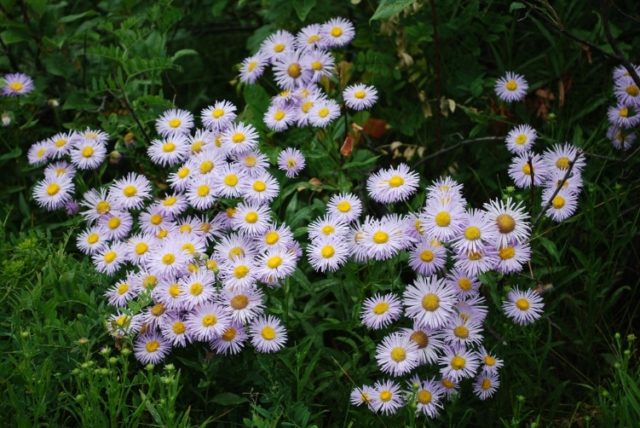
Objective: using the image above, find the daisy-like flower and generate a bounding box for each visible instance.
[294,91,326,127]
[33,175,74,211]
[168,164,193,192]
[326,193,362,223]
[48,132,74,158]
[445,269,480,298]
[453,209,498,254]
[259,30,295,63]
[221,122,259,155]
[277,147,305,178]
[295,24,325,51]
[360,293,403,330]
[201,100,237,131]
[105,278,140,307]
[186,303,231,341]
[607,125,636,151]
[152,280,184,311]
[255,248,296,283]
[76,227,107,255]
[427,176,466,205]
[250,315,287,353]
[483,197,530,246]
[186,176,217,210]
[218,284,265,323]
[495,240,531,274]
[361,215,408,261]
[188,129,214,155]
[508,151,548,188]
[133,332,171,364]
[234,151,270,177]
[454,246,499,277]
[376,332,420,377]
[308,98,340,128]
[160,313,191,347]
[409,377,444,418]
[607,103,640,128]
[98,210,133,241]
[403,276,456,329]
[350,385,376,410]
[439,345,480,382]
[473,372,500,400]
[542,143,586,176]
[308,215,350,241]
[126,233,157,264]
[107,312,143,338]
[213,164,246,198]
[307,236,349,272]
[2,72,34,96]
[323,17,356,48]
[188,151,224,180]
[215,232,256,262]
[505,124,537,154]
[477,346,504,376]
[240,173,280,204]
[614,80,640,107]
[370,379,404,416]
[157,192,189,218]
[147,136,190,167]
[179,270,216,309]
[367,163,420,204]
[256,223,294,251]
[80,188,114,223]
[343,83,378,110]
[239,53,268,84]
[301,49,335,82]
[142,302,172,330]
[93,242,128,276]
[70,138,107,170]
[220,256,258,289]
[502,287,544,325]
[401,324,445,365]
[439,377,460,400]
[211,322,248,355]
[443,316,484,347]
[613,64,640,81]
[421,199,466,242]
[149,241,191,278]
[408,237,447,276]
[542,188,578,222]
[44,161,76,181]
[27,140,52,165]
[109,173,152,210]
[273,51,308,90]
[156,108,194,137]
[455,295,489,323]
[495,71,528,102]
[231,202,271,235]
[264,103,296,132]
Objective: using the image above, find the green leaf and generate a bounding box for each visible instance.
[1,28,31,45]
[293,0,316,21]
[509,2,526,12]
[59,11,98,23]
[370,0,416,21]
[171,48,199,62]
[211,392,248,406]
[63,92,96,111]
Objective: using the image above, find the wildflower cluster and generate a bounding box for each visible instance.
[29,102,303,364]
[606,64,640,151]
[239,18,378,132]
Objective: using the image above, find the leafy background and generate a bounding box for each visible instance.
[1,0,639,426]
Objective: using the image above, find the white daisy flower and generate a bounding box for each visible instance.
[234,151,270,177]
[323,17,355,47]
[370,379,404,415]
[259,30,295,63]
[27,140,53,165]
[473,372,500,400]
[134,332,171,364]
[505,124,537,154]
[343,83,378,110]
[93,242,128,276]
[147,135,190,167]
[219,256,258,290]
[249,315,287,353]
[70,138,107,170]
[409,377,445,418]
[80,188,114,223]
[155,108,194,137]
[367,163,420,204]
[97,210,133,241]
[483,197,530,246]
[109,173,152,210]
[421,199,465,242]
[408,237,447,276]
[48,132,74,158]
[400,324,445,365]
[231,202,271,236]
[403,276,456,329]
[239,53,268,84]
[307,98,340,128]
[502,287,544,325]
[33,175,74,211]
[240,173,280,204]
[326,192,362,223]
[264,103,296,132]
[255,248,296,283]
[541,188,578,222]
[76,227,107,255]
[308,215,350,241]
[453,209,498,254]
[186,303,231,341]
[105,277,140,308]
[211,322,248,355]
[361,215,408,261]
[360,293,403,330]
[201,100,237,131]
[439,345,480,382]
[179,270,216,309]
[218,284,265,324]
[307,236,349,272]
[295,24,325,51]
[376,332,420,377]
[186,176,217,210]
[160,313,191,347]
[508,151,548,188]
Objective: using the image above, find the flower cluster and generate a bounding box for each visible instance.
[606,64,640,151]
[2,72,34,96]
[238,18,378,132]
[29,103,303,364]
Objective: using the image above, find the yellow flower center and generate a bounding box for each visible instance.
[117,283,129,295]
[310,60,322,71]
[499,246,515,260]
[552,195,565,209]
[228,246,243,258]
[245,211,258,224]
[273,110,286,121]
[156,229,168,239]
[481,378,492,390]
[619,107,629,118]
[301,101,314,113]
[307,34,320,44]
[230,294,249,310]
[453,325,469,339]
[354,90,366,99]
[81,146,94,158]
[122,185,137,197]
[555,156,570,169]
[442,379,455,389]
[496,214,516,233]
[451,355,466,370]
[287,63,301,78]
[135,242,148,255]
[435,211,451,227]
[522,162,532,175]
[484,355,496,366]
[273,43,285,53]
[224,174,238,187]
[417,390,432,405]
[410,331,429,348]
[179,224,192,233]
[287,158,297,167]
[244,156,257,167]
[87,233,99,244]
[169,283,181,298]
[265,231,280,245]
[505,80,518,91]
[103,251,117,263]
[200,160,214,174]
[261,326,276,340]
[247,61,257,72]
[231,132,245,144]
[372,302,389,315]
[107,217,121,229]
[37,148,46,158]
[222,327,237,341]
[253,180,266,192]
[267,256,283,269]
[234,265,249,278]
[202,314,217,327]
[373,231,389,244]
[145,340,160,353]
[189,282,203,296]
[212,108,225,118]
[54,139,67,148]
[317,107,330,118]
[197,185,210,197]
[321,225,335,235]
[162,253,176,265]
[151,303,165,316]
[150,214,163,225]
[458,277,472,291]
[172,321,186,334]
[390,347,406,362]
[162,142,176,153]
[626,85,639,96]
[168,118,181,128]
[143,275,157,289]
[464,226,481,240]
[379,390,392,402]
[191,140,204,153]
[9,81,24,91]
[321,245,335,258]
[515,298,530,311]
[163,196,177,206]
[468,251,482,261]
[421,293,440,311]
[388,175,404,188]
[420,250,434,262]
[46,183,60,196]
[330,26,343,37]
[335,201,351,213]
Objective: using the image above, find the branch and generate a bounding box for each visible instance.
[414,136,503,166]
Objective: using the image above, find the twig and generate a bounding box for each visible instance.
[602,0,640,89]
[532,151,582,229]
[414,136,503,166]
[429,0,443,149]
[114,83,152,146]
